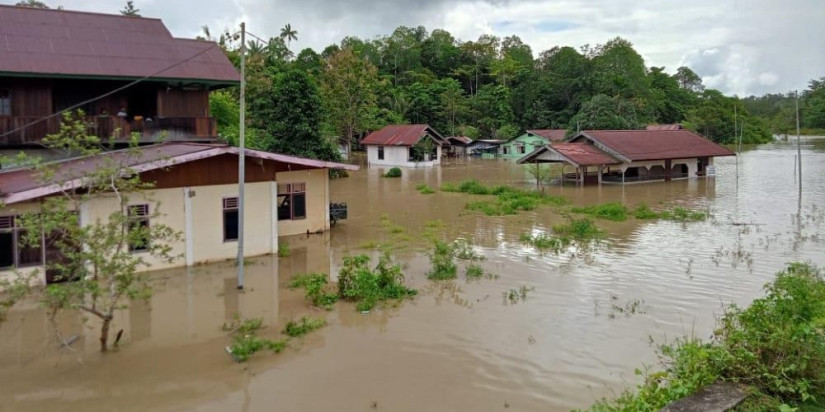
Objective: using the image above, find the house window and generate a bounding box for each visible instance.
[519,145,526,154]
[0,89,10,116]
[223,197,239,242]
[128,204,150,252]
[502,146,509,155]
[278,183,306,221]
[0,215,44,269]
[377,146,384,160]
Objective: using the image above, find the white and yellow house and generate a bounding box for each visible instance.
[0,142,358,284]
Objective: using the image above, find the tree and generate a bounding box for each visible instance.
[525,163,553,192]
[803,77,825,129]
[1,113,180,351]
[120,1,140,16]
[684,90,771,144]
[675,66,704,94]
[14,0,49,7]
[280,23,298,51]
[568,94,647,132]
[590,37,649,99]
[322,48,381,153]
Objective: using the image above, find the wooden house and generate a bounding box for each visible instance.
[0,5,238,153]
[518,129,735,185]
[0,143,358,284]
[498,130,567,159]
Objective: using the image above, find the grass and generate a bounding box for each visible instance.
[282,316,327,337]
[465,264,485,278]
[633,204,709,222]
[571,202,629,222]
[520,232,567,253]
[552,218,604,241]
[288,273,339,310]
[224,317,288,362]
[581,263,825,411]
[278,241,291,257]
[416,184,436,194]
[441,179,568,217]
[427,240,458,280]
[383,167,402,178]
[338,253,417,312]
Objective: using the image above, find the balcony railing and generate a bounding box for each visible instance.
[0,115,217,146]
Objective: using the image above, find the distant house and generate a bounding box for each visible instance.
[518,129,735,185]
[446,136,472,157]
[467,139,505,159]
[0,5,239,152]
[0,143,358,284]
[646,124,684,131]
[499,130,567,159]
[361,124,449,167]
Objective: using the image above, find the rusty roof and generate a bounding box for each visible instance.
[446,136,472,145]
[0,142,358,204]
[0,5,239,84]
[527,129,568,142]
[577,130,735,162]
[646,124,683,131]
[361,124,447,146]
[518,143,619,166]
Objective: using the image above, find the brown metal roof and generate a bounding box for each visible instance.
[446,136,472,145]
[361,124,447,146]
[0,5,239,84]
[518,143,619,166]
[0,143,358,204]
[527,129,567,142]
[646,124,683,131]
[578,130,735,162]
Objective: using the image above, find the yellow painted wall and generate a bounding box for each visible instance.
[276,168,330,236]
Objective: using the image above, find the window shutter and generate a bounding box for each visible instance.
[223,197,239,209]
[129,204,149,217]
[0,216,15,229]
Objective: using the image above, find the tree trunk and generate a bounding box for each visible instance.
[100,316,112,352]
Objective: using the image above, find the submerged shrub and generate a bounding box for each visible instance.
[633,203,660,219]
[416,184,436,194]
[633,204,708,222]
[278,241,291,257]
[283,316,327,337]
[337,253,417,311]
[571,202,629,222]
[224,317,287,362]
[520,232,567,252]
[552,218,604,241]
[581,263,825,411]
[383,167,402,178]
[458,179,491,195]
[465,264,484,278]
[427,240,458,280]
[289,273,339,309]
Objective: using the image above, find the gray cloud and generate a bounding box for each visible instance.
[6,0,823,95]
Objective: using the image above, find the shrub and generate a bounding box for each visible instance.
[552,218,604,241]
[427,240,458,280]
[229,335,288,362]
[278,241,291,257]
[337,253,417,311]
[283,316,327,337]
[520,232,567,252]
[465,264,484,278]
[458,179,490,195]
[632,204,708,221]
[633,203,660,219]
[383,167,402,178]
[288,273,339,310]
[416,184,436,194]
[571,202,629,222]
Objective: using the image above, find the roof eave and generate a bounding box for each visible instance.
[0,71,240,89]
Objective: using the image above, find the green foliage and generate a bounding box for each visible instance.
[465,264,485,278]
[459,179,491,194]
[278,241,291,257]
[581,263,825,411]
[632,204,708,222]
[444,180,567,216]
[427,240,458,280]
[633,203,660,220]
[283,316,327,337]
[416,184,436,194]
[384,167,402,178]
[552,218,604,241]
[225,316,288,363]
[289,273,339,310]
[568,94,648,132]
[520,232,567,253]
[571,202,629,222]
[337,253,417,311]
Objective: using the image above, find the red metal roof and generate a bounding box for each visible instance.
[0,5,239,84]
[579,130,735,161]
[0,143,357,204]
[527,129,567,142]
[518,143,619,166]
[361,124,446,146]
[646,124,683,131]
[447,136,472,145]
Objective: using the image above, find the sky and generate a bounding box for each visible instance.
[6,0,825,96]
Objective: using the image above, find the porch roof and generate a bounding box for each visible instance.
[574,130,735,162]
[518,143,620,167]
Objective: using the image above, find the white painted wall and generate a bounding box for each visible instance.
[366,145,442,168]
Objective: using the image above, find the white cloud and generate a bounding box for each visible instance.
[8,0,824,95]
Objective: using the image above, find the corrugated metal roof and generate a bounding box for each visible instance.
[0,143,357,204]
[646,124,683,131]
[447,136,472,145]
[361,124,447,146]
[0,5,239,84]
[527,129,567,142]
[579,130,735,161]
[518,143,619,166]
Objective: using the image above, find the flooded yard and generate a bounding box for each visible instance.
[1,141,824,411]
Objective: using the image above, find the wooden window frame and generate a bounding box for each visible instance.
[277,183,306,221]
[0,215,45,269]
[0,88,10,116]
[127,204,150,253]
[377,146,384,160]
[222,197,239,242]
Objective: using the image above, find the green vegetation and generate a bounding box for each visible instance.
[278,241,291,257]
[416,184,436,194]
[384,167,402,178]
[520,232,567,253]
[552,218,605,241]
[225,317,288,362]
[452,238,485,261]
[288,273,339,310]
[519,219,604,255]
[582,263,825,411]
[338,253,418,312]
[427,240,458,280]
[283,316,327,337]
[633,204,660,220]
[633,204,709,222]
[442,180,567,216]
[465,264,485,278]
[572,202,629,222]
[503,286,535,305]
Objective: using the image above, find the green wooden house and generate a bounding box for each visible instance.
[498,130,567,159]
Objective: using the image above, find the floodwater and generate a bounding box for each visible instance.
[1,141,824,412]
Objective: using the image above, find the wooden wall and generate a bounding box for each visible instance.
[141,154,315,189]
[0,78,52,117]
[157,87,209,118]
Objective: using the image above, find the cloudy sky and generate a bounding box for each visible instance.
[7,0,824,96]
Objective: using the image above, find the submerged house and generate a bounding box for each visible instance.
[518,129,735,185]
[361,124,449,167]
[499,129,567,159]
[0,5,238,155]
[467,139,505,158]
[0,143,358,284]
[445,136,472,157]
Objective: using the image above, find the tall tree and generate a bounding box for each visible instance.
[14,0,49,7]
[322,48,381,153]
[568,94,647,132]
[590,37,649,99]
[280,23,298,51]
[120,1,140,16]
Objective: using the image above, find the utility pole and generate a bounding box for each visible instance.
[796,90,802,193]
[237,22,246,290]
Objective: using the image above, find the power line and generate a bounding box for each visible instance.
[1,43,222,142]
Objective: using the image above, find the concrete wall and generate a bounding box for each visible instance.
[276,168,330,236]
[619,158,699,179]
[366,145,442,168]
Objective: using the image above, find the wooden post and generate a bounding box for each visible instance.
[664,159,672,182]
[597,165,602,185]
[622,168,625,185]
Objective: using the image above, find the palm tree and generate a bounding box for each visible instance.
[279,24,298,50]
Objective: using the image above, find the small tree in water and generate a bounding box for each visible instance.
[0,112,180,351]
[524,162,553,192]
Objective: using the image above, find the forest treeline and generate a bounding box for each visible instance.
[203,25,824,161]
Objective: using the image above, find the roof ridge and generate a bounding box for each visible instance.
[0,4,162,21]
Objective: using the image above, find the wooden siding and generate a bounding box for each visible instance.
[141,154,316,189]
[157,88,209,118]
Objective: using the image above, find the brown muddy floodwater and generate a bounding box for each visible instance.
[1,141,824,412]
